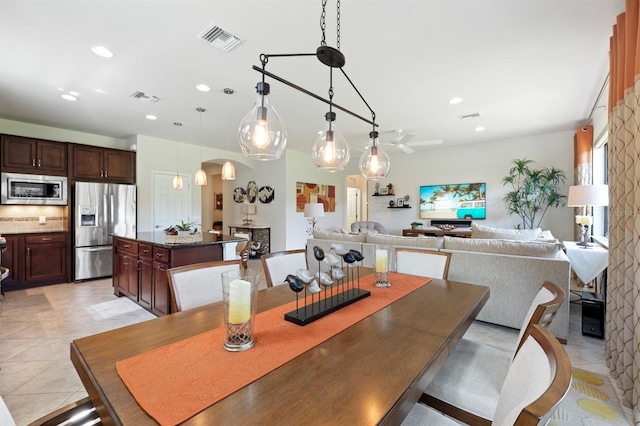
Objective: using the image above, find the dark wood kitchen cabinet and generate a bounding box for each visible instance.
[0,232,70,290]
[113,238,139,300]
[1,135,67,176]
[69,144,136,183]
[112,235,224,316]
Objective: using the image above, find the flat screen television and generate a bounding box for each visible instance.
[419,182,486,220]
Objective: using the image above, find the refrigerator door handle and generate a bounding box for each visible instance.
[80,247,113,252]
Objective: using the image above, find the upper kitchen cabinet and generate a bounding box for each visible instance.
[1,135,67,176]
[69,143,136,183]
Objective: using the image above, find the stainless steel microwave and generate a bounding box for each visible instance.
[0,172,68,205]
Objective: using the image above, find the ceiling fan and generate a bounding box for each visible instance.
[378,130,443,154]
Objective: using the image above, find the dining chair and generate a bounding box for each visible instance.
[261,249,307,287]
[420,281,565,424]
[395,248,452,279]
[402,324,571,426]
[166,259,243,312]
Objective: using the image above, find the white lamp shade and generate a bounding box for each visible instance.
[240,204,257,215]
[172,174,183,189]
[221,161,236,180]
[194,169,207,185]
[567,185,609,207]
[304,203,325,218]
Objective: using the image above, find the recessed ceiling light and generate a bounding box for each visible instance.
[69,91,80,96]
[145,115,158,120]
[96,89,106,94]
[475,126,486,132]
[91,46,114,58]
[60,94,78,101]
[449,97,463,104]
[196,84,211,92]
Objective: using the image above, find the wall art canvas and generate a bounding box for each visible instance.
[233,187,246,203]
[247,180,257,203]
[296,181,336,212]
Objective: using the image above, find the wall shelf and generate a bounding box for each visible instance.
[372,193,394,197]
[388,206,411,209]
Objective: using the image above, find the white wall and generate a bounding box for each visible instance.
[371,130,575,241]
[285,150,347,250]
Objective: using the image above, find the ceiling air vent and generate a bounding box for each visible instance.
[128,91,161,103]
[198,22,242,52]
[459,113,481,120]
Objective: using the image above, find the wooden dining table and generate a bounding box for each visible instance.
[71,274,489,425]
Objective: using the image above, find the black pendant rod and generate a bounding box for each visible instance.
[252,65,378,127]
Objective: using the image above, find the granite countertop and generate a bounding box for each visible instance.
[125,232,246,248]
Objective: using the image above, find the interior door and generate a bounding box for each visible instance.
[152,172,191,231]
[346,187,360,229]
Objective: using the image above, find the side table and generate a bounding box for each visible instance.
[562,241,608,339]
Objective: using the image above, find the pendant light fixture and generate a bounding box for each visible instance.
[221,88,236,180]
[240,0,385,178]
[194,107,208,186]
[172,122,183,189]
[359,125,390,180]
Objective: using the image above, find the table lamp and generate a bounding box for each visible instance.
[241,204,257,225]
[304,203,325,235]
[567,184,608,247]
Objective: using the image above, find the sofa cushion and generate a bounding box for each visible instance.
[312,229,366,242]
[365,233,442,250]
[471,223,541,241]
[443,236,563,259]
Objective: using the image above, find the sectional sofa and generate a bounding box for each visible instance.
[306,227,571,343]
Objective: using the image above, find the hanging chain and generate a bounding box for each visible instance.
[320,0,340,49]
[336,0,340,51]
[320,0,327,46]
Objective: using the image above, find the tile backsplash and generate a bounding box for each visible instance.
[0,205,67,233]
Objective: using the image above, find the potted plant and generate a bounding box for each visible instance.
[410,221,423,230]
[164,225,178,235]
[386,183,394,195]
[502,158,566,229]
[175,220,197,235]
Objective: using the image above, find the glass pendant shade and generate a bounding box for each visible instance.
[359,133,390,180]
[172,174,183,189]
[194,168,207,186]
[221,161,236,180]
[312,112,350,172]
[238,82,287,161]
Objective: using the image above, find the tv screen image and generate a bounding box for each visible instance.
[419,182,486,220]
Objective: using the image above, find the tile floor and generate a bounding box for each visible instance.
[0,264,628,425]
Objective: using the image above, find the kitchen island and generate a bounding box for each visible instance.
[113,232,246,316]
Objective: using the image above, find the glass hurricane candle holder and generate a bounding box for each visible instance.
[374,247,391,287]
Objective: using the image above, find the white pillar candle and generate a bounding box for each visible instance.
[580,216,593,225]
[228,279,252,324]
[575,215,582,224]
[375,249,388,272]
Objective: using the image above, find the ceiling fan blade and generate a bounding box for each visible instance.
[396,133,415,144]
[407,139,443,146]
[398,144,415,154]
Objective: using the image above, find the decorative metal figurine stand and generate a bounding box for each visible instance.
[284,245,369,326]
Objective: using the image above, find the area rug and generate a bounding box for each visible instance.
[550,368,631,425]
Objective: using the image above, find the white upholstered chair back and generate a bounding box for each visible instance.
[350,221,387,234]
[166,260,242,312]
[493,325,571,425]
[261,249,307,287]
[395,248,452,279]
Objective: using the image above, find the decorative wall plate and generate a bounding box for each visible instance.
[247,181,257,203]
[258,186,275,203]
[233,187,246,203]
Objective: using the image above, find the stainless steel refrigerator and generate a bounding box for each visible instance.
[74,182,136,281]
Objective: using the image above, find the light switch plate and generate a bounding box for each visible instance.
[39,216,46,224]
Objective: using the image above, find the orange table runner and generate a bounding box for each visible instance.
[116,273,430,425]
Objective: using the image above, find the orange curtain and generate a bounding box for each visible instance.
[607,0,640,420]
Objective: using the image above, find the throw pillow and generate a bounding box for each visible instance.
[472,223,542,241]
